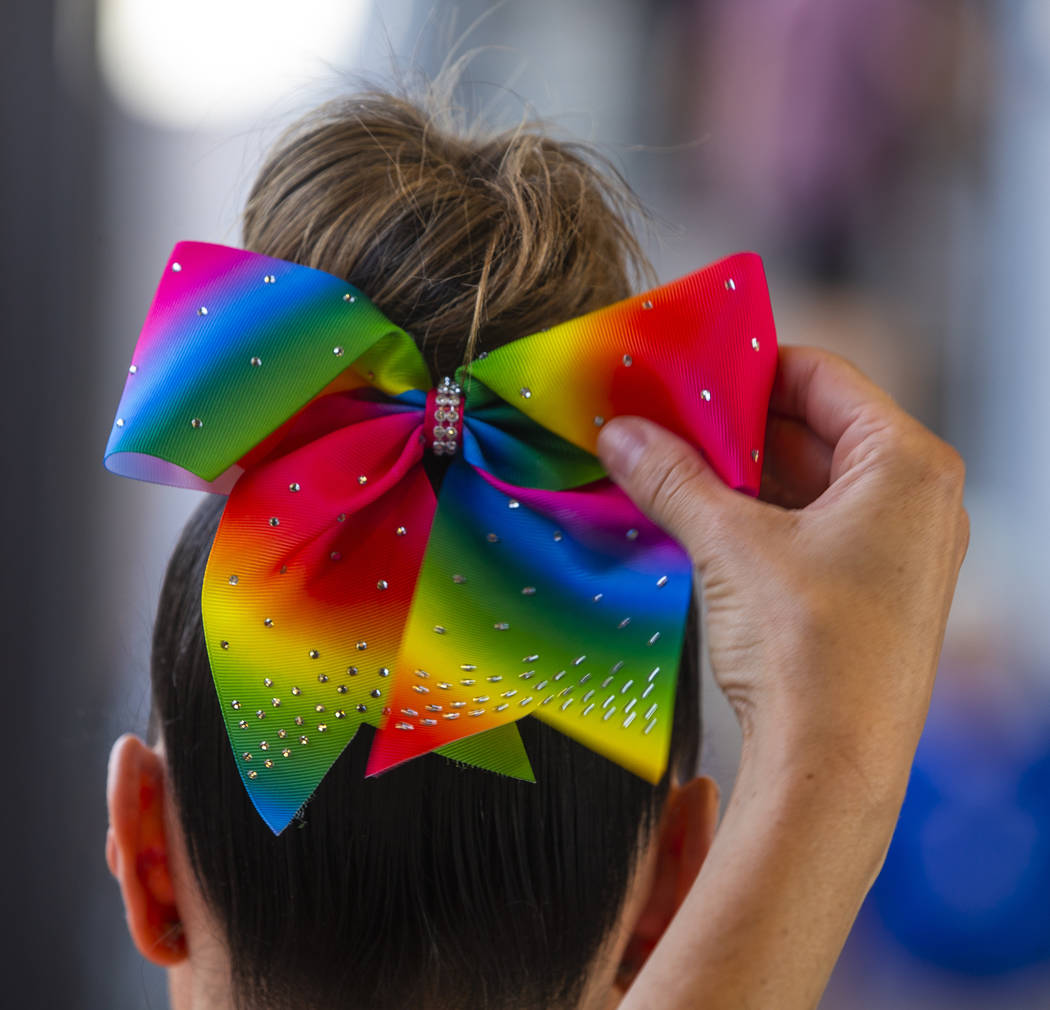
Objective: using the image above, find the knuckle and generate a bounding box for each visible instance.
[650,454,701,522]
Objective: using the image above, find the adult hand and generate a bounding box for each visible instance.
[600,345,969,1010]
[598,345,968,802]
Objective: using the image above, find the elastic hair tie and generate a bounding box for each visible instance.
[105,241,777,833]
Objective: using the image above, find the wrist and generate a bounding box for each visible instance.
[733,721,912,840]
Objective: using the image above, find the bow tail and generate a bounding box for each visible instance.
[366,459,692,782]
[203,409,435,833]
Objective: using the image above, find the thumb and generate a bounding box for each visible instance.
[597,416,756,566]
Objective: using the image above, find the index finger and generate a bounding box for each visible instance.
[769,345,898,449]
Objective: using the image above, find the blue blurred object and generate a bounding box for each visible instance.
[870,672,1050,975]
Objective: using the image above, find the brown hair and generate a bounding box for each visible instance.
[155,83,699,1010]
[241,86,655,376]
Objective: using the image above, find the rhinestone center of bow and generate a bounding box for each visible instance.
[425,377,462,456]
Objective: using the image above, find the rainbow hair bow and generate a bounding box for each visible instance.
[105,241,777,833]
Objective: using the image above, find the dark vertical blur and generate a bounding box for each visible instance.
[1,1,155,1004]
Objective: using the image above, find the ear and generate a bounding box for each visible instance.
[106,733,187,966]
[619,775,720,981]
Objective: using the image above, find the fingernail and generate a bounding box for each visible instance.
[597,418,647,478]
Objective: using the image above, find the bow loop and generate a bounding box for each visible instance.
[104,241,429,492]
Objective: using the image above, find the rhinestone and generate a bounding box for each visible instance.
[282,748,291,758]
[622,354,633,367]
[396,526,406,536]
[641,299,653,310]
[378,667,390,677]
[751,337,760,351]
[752,449,760,462]
[494,622,510,631]
[356,641,367,651]
[648,632,661,646]
[264,758,274,768]
[228,575,239,586]
[251,356,263,367]
[309,650,320,659]
[263,677,273,687]
[128,364,138,374]
[416,669,431,678]
[347,666,358,676]
[247,770,257,779]
[725,278,736,291]
[701,389,711,402]
[255,710,264,719]
[377,579,388,590]
[357,475,368,486]
[264,617,274,627]
[291,686,301,696]
[171,262,182,272]
[317,723,328,732]
[300,735,309,745]
[271,698,280,707]
[618,617,631,629]
[434,625,446,634]
[343,293,356,303]
[115,418,125,427]
[521,586,536,596]
[626,528,639,540]
[494,703,509,712]
[264,274,275,284]
[289,482,300,492]
[553,530,563,542]
[191,417,203,429]
[335,709,346,719]
[197,306,208,316]
[220,640,229,650]
[592,593,604,602]
[452,574,467,584]
[277,728,287,738]
[317,673,328,683]
[269,517,279,527]
[574,655,587,666]
[370,688,382,698]
[333,346,344,356]
[519,387,532,399]
[468,709,485,717]
[656,575,668,588]
[259,741,269,750]
[230,700,241,710]
[486,532,500,543]
[508,500,520,509]
[356,704,367,713]
[238,720,248,729]
[329,551,342,562]
[593,415,604,427]
[337,684,348,694]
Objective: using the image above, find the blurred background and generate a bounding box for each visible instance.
[5,0,1050,1006]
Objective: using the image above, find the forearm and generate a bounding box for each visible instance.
[622,734,909,1010]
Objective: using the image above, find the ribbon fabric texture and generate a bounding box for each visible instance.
[105,241,777,833]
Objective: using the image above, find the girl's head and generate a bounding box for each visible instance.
[105,87,718,1010]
